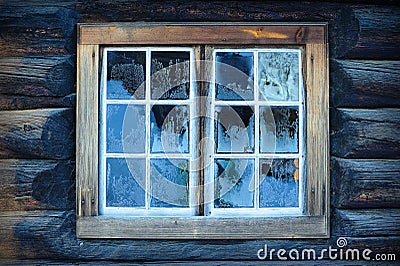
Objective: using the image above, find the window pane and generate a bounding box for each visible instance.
[106,158,146,207]
[150,105,189,154]
[258,51,299,101]
[215,52,254,101]
[150,159,189,208]
[259,159,299,208]
[106,104,146,153]
[260,106,299,153]
[151,51,190,100]
[214,159,254,208]
[107,50,146,100]
[215,105,254,153]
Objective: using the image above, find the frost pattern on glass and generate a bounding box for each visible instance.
[106,104,146,153]
[214,159,254,208]
[215,52,254,100]
[107,51,146,99]
[150,105,189,154]
[215,106,254,153]
[106,158,146,207]
[150,159,189,208]
[259,159,299,208]
[151,51,190,100]
[258,51,299,101]
[260,107,299,153]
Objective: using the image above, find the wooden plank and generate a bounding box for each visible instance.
[0,108,74,159]
[343,6,400,59]
[331,157,400,209]
[77,216,327,239]
[1,211,399,260]
[0,0,78,56]
[331,108,400,159]
[332,209,400,237]
[331,60,400,108]
[76,44,99,217]
[0,159,75,211]
[78,23,326,45]
[0,56,75,97]
[305,43,330,219]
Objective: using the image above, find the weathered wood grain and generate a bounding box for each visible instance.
[79,23,326,45]
[0,94,75,111]
[331,60,400,108]
[344,7,400,59]
[0,0,78,56]
[0,108,74,159]
[330,108,400,159]
[331,157,400,209]
[76,1,357,58]
[0,56,75,97]
[332,209,400,237]
[0,211,399,260]
[0,159,75,211]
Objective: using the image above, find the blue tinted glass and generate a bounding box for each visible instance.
[107,51,146,100]
[106,104,146,153]
[215,105,254,153]
[106,158,146,207]
[214,159,254,208]
[259,159,299,208]
[150,159,189,208]
[258,51,299,101]
[215,52,254,100]
[150,105,189,154]
[151,51,190,100]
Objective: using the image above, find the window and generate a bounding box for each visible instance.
[77,23,329,239]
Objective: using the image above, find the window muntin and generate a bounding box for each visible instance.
[100,47,304,217]
[209,48,304,216]
[99,47,195,216]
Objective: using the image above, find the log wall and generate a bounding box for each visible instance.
[0,0,399,264]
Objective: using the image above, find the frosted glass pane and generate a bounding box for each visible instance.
[106,104,146,153]
[151,51,190,100]
[150,159,189,208]
[150,105,189,153]
[214,159,254,208]
[215,52,254,100]
[260,106,299,153]
[258,51,299,101]
[259,159,299,208]
[215,105,254,153]
[106,158,146,207]
[106,51,146,100]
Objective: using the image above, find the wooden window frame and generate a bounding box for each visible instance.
[76,22,329,239]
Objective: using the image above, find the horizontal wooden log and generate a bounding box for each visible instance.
[332,209,400,237]
[330,108,400,159]
[77,1,357,59]
[0,211,399,260]
[331,157,400,209]
[0,159,75,211]
[0,56,75,97]
[0,260,398,266]
[0,94,75,111]
[0,1,78,56]
[343,7,400,59]
[331,60,400,108]
[0,108,74,159]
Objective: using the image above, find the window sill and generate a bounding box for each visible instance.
[77,215,329,239]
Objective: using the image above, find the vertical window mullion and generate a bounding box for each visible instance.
[145,48,151,210]
[254,51,260,210]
